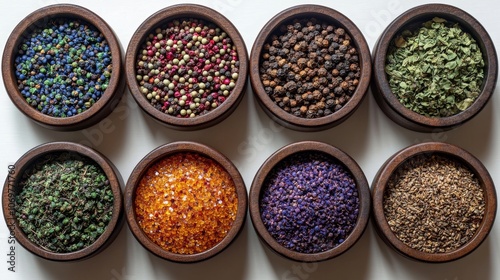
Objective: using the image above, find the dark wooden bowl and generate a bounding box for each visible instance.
[249,5,371,132]
[124,141,247,263]
[249,141,370,262]
[371,142,497,263]
[1,142,124,261]
[2,4,125,131]
[125,4,248,131]
[372,4,498,132]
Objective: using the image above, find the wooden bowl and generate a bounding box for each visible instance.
[372,4,498,132]
[249,5,371,132]
[125,4,248,130]
[2,4,125,131]
[124,141,247,263]
[371,142,497,263]
[249,141,370,262]
[2,142,124,261]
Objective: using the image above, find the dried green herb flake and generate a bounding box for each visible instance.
[385,17,484,117]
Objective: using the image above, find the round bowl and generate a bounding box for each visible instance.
[249,5,371,132]
[125,141,247,263]
[372,4,498,132]
[371,142,497,262]
[249,141,370,262]
[2,141,124,261]
[125,4,248,130]
[2,4,125,131]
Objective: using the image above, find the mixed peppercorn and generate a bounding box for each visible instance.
[135,18,240,118]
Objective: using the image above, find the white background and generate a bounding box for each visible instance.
[1,0,499,279]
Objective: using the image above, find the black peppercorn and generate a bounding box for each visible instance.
[259,17,361,119]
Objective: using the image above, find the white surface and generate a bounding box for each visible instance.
[0,0,499,279]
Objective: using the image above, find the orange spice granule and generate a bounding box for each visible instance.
[134,152,238,254]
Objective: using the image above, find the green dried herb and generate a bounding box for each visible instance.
[385,17,485,117]
[15,152,114,253]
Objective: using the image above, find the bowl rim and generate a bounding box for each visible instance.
[372,3,498,129]
[1,141,124,261]
[371,142,497,263]
[124,4,249,130]
[249,4,372,131]
[1,4,124,130]
[249,140,370,262]
[124,141,248,263]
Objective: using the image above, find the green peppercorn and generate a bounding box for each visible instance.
[14,152,114,253]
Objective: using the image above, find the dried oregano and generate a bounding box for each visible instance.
[385,17,484,117]
[15,152,114,253]
[383,154,485,254]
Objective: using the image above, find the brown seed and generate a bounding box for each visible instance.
[383,154,485,254]
[335,28,345,36]
[297,58,308,69]
[274,86,285,95]
[312,90,322,100]
[300,105,307,114]
[317,101,326,109]
[283,96,290,104]
[318,68,327,77]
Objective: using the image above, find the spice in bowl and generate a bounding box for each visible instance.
[385,17,484,117]
[260,151,359,253]
[134,18,240,118]
[134,152,238,254]
[259,17,361,119]
[383,154,485,254]
[15,152,114,253]
[14,18,112,117]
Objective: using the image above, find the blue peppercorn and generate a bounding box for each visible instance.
[14,18,112,117]
[260,152,360,254]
